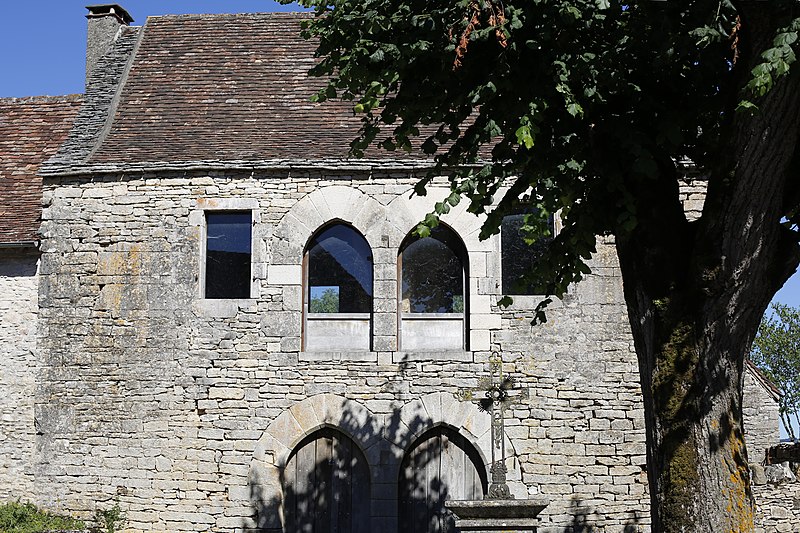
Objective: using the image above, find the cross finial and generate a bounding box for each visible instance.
[453,352,528,499]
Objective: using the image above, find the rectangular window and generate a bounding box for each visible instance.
[501,210,554,295]
[205,211,252,299]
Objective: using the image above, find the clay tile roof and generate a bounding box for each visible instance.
[0,95,83,243]
[90,12,426,164]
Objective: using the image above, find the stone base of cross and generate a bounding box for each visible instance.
[454,352,529,500]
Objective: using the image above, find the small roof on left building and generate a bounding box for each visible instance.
[0,95,83,244]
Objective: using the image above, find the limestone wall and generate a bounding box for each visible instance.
[0,248,39,501]
[754,480,800,532]
[743,368,781,464]
[33,171,650,532]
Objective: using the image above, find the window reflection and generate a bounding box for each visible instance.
[401,226,465,314]
[307,224,373,314]
[205,211,251,299]
[501,208,554,295]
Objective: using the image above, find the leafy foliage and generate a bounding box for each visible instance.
[288,0,800,320]
[287,0,800,526]
[92,502,125,533]
[0,501,85,532]
[751,303,800,442]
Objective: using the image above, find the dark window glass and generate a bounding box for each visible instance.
[307,224,373,313]
[401,226,465,313]
[501,209,554,295]
[205,212,252,299]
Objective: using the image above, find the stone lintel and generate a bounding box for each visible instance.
[446,499,550,533]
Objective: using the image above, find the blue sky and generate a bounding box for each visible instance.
[0,2,307,97]
[2,2,798,437]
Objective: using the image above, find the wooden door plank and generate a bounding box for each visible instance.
[286,448,298,533]
[351,439,370,533]
[315,435,333,533]
[298,438,316,533]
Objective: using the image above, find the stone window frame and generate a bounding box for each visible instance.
[499,206,560,297]
[496,207,564,310]
[303,221,375,353]
[189,198,262,314]
[396,222,470,352]
[268,184,503,360]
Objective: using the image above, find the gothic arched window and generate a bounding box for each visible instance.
[304,223,373,351]
[398,225,468,351]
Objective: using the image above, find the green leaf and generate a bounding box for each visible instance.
[515,125,535,149]
[774,32,798,47]
[423,212,440,229]
[369,49,385,63]
[447,191,462,206]
[566,102,583,117]
[415,223,430,238]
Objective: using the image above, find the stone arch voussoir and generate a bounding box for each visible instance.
[385,392,524,496]
[253,393,382,469]
[270,186,386,265]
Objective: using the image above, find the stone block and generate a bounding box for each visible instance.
[267,265,301,285]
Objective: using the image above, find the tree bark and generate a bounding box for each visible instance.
[615,5,800,531]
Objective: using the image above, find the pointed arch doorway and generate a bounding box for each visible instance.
[283,428,371,533]
[398,426,487,533]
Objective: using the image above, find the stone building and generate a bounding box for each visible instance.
[0,5,786,533]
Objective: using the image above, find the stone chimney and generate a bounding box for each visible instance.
[85,4,134,86]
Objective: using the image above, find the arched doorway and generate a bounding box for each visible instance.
[398,426,487,533]
[284,428,371,533]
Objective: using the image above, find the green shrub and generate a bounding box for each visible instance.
[91,503,125,533]
[0,500,85,532]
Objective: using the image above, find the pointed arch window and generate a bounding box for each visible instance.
[304,223,373,351]
[398,225,468,351]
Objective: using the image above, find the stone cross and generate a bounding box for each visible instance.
[454,352,529,499]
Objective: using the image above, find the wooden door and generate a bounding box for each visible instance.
[399,427,486,533]
[284,429,370,533]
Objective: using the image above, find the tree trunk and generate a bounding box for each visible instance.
[615,6,800,531]
[617,281,759,532]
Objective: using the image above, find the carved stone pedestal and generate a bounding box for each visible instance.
[445,498,549,533]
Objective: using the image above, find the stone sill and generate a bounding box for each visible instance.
[299,351,378,362]
[393,351,472,363]
[298,351,474,363]
[193,298,257,318]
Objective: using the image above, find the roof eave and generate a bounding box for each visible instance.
[38,158,457,178]
[0,240,39,249]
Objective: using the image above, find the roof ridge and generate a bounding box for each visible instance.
[145,11,312,21]
[0,94,83,104]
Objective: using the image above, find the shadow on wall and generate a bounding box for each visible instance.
[248,398,476,533]
[249,400,643,533]
[561,497,643,533]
